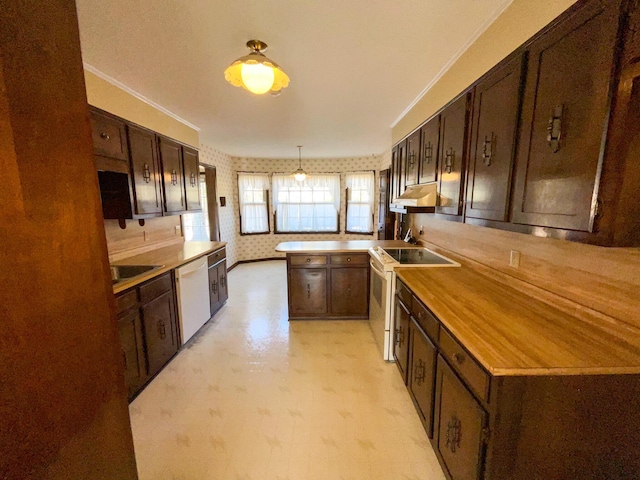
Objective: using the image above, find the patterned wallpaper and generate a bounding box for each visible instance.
[199,141,385,266]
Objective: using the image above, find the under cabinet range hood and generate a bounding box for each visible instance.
[390,183,437,213]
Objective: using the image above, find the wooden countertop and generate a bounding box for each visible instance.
[397,267,640,376]
[112,241,226,294]
[275,240,409,253]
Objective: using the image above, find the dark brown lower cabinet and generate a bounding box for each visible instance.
[289,268,327,316]
[394,278,640,480]
[141,290,179,376]
[208,248,228,316]
[117,309,146,399]
[435,356,488,480]
[393,297,411,384]
[330,267,368,316]
[409,319,437,438]
[115,271,180,401]
[286,253,370,320]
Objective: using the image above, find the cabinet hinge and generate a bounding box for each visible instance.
[594,199,602,218]
[481,426,491,443]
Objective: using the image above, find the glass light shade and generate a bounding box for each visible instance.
[224,50,290,95]
[241,62,275,94]
[293,169,307,182]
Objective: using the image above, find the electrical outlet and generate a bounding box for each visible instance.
[175,225,181,235]
[143,231,149,241]
[509,250,521,268]
[419,225,424,236]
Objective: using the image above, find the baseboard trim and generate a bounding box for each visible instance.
[228,257,285,271]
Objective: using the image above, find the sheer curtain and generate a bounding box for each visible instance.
[238,173,270,233]
[272,173,340,232]
[346,171,375,233]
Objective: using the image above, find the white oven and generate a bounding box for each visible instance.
[368,246,460,361]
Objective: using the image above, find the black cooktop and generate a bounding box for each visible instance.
[383,248,455,265]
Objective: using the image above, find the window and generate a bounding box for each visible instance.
[238,173,270,234]
[346,171,375,233]
[272,173,340,232]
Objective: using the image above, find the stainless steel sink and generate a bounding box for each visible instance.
[110,264,163,284]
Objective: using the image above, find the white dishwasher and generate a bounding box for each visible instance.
[175,256,211,344]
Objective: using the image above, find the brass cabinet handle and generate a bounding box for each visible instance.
[414,358,425,386]
[482,133,495,166]
[158,319,166,340]
[100,132,110,140]
[547,104,564,153]
[446,415,462,453]
[171,169,178,186]
[190,172,197,187]
[307,283,311,299]
[445,148,455,174]
[142,163,151,183]
[423,141,433,164]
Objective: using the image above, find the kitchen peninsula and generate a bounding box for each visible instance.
[276,240,406,320]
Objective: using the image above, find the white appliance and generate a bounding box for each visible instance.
[368,246,460,361]
[175,256,211,344]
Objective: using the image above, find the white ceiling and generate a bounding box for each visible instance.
[76,0,512,159]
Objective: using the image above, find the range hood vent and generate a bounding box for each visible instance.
[390,184,438,213]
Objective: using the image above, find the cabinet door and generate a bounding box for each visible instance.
[217,260,228,306]
[435,356,488,480]
[289,268,327,316]
[397,140,408,196]
[89,109,128,164]
[419,116,440,184]
[393,297,411,384]
[466,55,525,221]
[208,264,220,315]
[405,130,420,186]
[409,319,437,438]
[127,125,163,216]
[437,93,471,215]
[183,146,202,211]
[117,309,147,400]
[511,1,620,231]
[622,1,640,68]
[330,267,368,317]
[141,290,179,377]
[158,137,185,214]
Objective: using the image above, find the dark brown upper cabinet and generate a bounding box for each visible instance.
[511,0,621,232]
[419,116,440,184]
[127,125,163,217]
[398,140,408,196]
[466,54,526,222]
[90,109,129,173]
[390,145,400,202]
[437,91,472,216]
[158,137,186,214]
[405,130,420,186]
[182,146,202,211]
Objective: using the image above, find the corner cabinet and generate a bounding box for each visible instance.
[286,253,369,320]
[393,278,640,480]
[115,272,180,401]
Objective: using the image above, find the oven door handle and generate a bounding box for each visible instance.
[370,260,387,279]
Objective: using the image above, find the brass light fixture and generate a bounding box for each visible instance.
[292,146,307,182]
[224,40,290,95]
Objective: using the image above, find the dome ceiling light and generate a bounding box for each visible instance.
[224,40,290,95]
[292,146,307,182]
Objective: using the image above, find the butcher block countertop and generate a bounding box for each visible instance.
[397,267,640,377]
[276,240,409,252]
[112,241,226,294]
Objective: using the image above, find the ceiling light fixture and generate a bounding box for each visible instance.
[292,146,307,182]
[224,40,290,95]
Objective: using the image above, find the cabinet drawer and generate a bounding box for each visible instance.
[411,296,439,344]
[115,289,138,316]
[290,255,327,266]
[439,329,490,402]
[396,279,412,308]
[330,254,368,265]
[138,272,173,303]
[207,247,227,266]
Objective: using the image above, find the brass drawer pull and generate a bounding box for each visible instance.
[100,132,110,140]
[453,352,465,365]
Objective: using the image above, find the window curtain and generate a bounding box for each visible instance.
[272,173,340,232]
[346,171,375,233]
[238,173,270,233]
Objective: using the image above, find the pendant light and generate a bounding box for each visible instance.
[292,146,307,182]
[224,40,290,95]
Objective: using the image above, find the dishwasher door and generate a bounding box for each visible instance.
[176,256,211,344]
